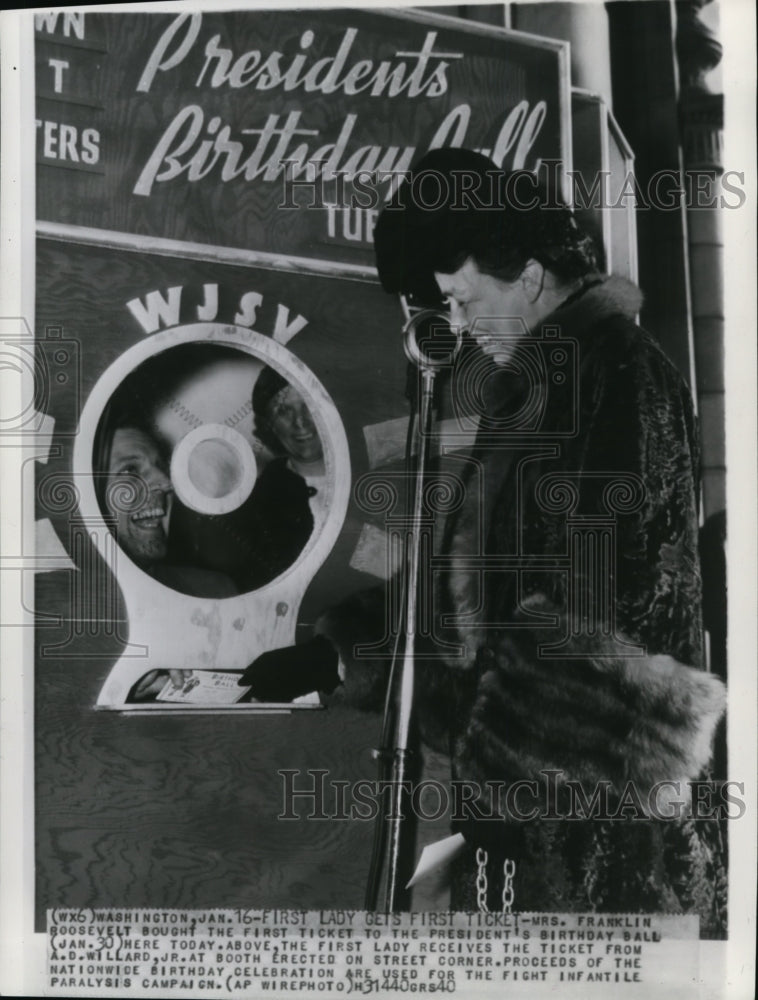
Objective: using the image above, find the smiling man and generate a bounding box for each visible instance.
[104,424,174,570]
[98,416,238,599]
[97,417,237,702]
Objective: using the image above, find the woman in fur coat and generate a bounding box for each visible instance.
[241,150,727,936]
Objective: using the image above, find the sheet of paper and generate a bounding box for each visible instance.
[406,832,467,889]
[156,671,252,705]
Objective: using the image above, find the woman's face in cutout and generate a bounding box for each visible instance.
[265,386,323,464]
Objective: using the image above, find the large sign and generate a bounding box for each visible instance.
[35,8,569,263]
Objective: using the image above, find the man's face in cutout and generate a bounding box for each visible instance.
[105,427,173,567]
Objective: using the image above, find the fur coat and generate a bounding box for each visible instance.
[319,276,727,935]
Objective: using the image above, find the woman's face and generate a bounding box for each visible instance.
[266,386,323,464]
[434,258,531,366]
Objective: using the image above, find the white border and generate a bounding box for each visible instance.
[0,8,38,998]
[37,222,380,282]
[721,0,758,990]
[1,2,756,997]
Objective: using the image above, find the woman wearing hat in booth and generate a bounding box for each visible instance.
[240,149,727,933]
[240,366,327,591]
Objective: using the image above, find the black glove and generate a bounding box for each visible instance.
[237,636,340,702]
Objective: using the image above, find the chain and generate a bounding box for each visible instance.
[476,849,516,914]
[475,847,489,912]
[502,858,516,914]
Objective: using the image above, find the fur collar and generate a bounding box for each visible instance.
[545,274,644,333]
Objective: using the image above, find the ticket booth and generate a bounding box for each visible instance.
[32,7,637,919]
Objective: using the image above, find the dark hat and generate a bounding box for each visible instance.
[374,147,596,297]
[374,148,505,304]
[252,366,288,420]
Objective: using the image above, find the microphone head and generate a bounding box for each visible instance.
[403,309,462,371]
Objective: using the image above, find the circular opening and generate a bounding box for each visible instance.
[171,423,257,516]
[92,341,327,597]
[187,437,243,499]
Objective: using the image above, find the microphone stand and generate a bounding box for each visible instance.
[373,307,460,913]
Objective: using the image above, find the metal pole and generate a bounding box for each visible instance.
[373,305,461,912]
[384,367,436,912]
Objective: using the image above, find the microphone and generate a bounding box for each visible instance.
[402,308,463,371]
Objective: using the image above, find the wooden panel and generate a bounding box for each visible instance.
[33,240,438,924]
[35,575,380,920]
